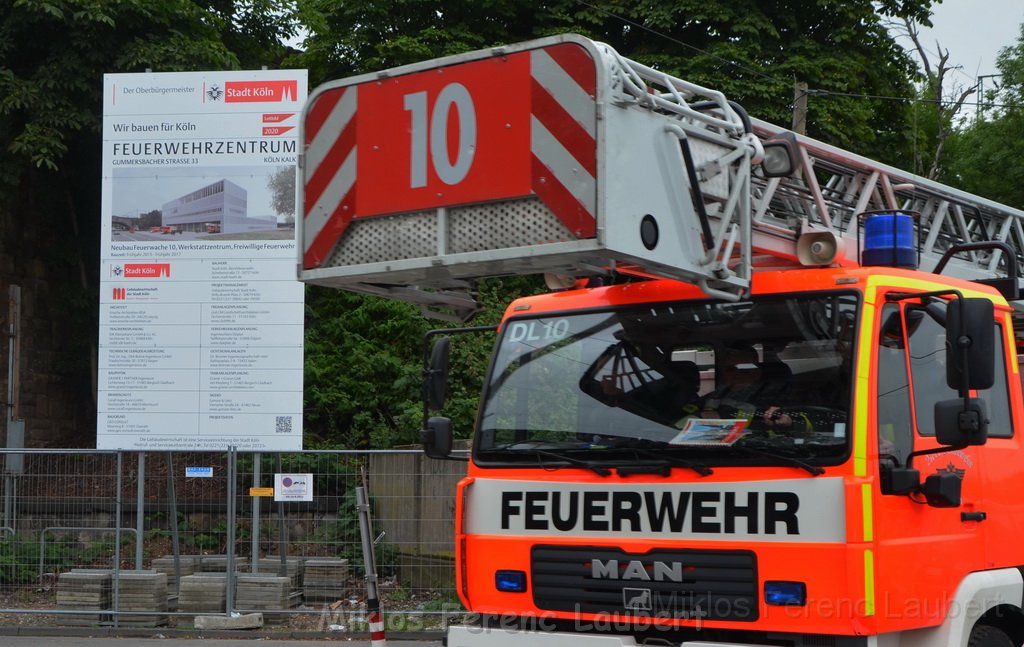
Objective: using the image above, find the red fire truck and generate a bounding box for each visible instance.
[299,35,1024,647]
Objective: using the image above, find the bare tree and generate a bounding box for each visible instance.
[902,18,978,180]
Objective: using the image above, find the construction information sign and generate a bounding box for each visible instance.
[97,69,308,451]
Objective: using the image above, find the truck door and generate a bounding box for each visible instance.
[873,297,986,624]
[966,313,1024,568]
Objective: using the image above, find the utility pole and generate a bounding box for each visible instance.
[5,286,19,424]
[5,285,23,531]
[976,74,1002,122]
[792,81,809,135]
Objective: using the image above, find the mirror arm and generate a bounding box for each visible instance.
[885,288,964,399]
[903,443,968,470]
[431,452,470,463]
[885,289,964,304]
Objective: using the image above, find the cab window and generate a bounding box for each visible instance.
[876,299,1013,465]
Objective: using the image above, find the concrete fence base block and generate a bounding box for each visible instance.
[193,613,264,630]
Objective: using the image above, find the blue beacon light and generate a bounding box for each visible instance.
[860,210,919,269]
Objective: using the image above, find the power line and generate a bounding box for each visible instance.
[804,88,1021,110]
[574,1,1021,113]
[573,0,791,90]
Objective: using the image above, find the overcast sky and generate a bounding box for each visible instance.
[900,0,1024,99]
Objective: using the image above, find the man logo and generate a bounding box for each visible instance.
[622,588,652,611]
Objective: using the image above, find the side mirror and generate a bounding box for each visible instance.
[881,466,920,496]
[935,398,988,446]
[880,464,963,508]
[426,337,451,411]
[946,298,994,392]
[921,472,962,508]
[422,416,453,459]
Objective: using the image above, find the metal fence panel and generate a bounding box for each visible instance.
[0,448,466,633]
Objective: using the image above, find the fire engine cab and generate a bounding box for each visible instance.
[299,34,1024,647]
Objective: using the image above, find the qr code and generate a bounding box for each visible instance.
[275,416,292,434]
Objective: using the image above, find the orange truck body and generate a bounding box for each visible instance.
[297,34,1024,646]
[446,267,1024,646]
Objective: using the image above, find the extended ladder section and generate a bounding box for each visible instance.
[298,34,1024,320]
[749,119,1024,283]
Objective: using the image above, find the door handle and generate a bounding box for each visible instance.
[961,511,987,522]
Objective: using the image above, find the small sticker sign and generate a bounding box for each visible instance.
[274,473,313,502]
[185,466,214,478]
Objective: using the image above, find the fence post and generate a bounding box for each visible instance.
[251,452,260,573]
[357,484,387,646]
[275,453,286,561]
[114,452,123,628]
[166,452,181,596]
[135,452,145,570]
[225,446,237,616]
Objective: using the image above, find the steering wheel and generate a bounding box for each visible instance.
[768,405,847,431]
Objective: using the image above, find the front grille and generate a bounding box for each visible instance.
[531,545,758,622]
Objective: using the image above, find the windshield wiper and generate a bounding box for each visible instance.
[482,441,713,477]
[484,443,612,476]
[728,443,826,476]
[619,449,714,477]
[530,449,612,476]
[489,440,591,450]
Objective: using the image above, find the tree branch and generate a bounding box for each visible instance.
[904,17,932,78]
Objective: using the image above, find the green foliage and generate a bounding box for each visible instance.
[7,0,1000,454]
[443,277,546,441]
[295,0,929,163]
[191,520,230,551]
[0,0,301,179]
[294,1,937,447]
[417,595,465,612]
[302,276,544,447]
[144,512,170,539]
[944,24,1024,210]
[0,1,230,176]
[0,533,131,590]
[0,537,43,589]
[303,287,429,447]
[311,491,398,576]
[205,0,302,69]
[0,1,304,447]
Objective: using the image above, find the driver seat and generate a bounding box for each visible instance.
[753,360,792,406]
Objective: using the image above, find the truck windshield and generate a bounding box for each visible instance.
[476,293,857,468]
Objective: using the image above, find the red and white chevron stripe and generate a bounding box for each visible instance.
[303,85,357,269]
[301,40,599,270]
[530,43,597,239]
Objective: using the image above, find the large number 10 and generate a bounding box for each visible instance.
[403,83,477,188]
